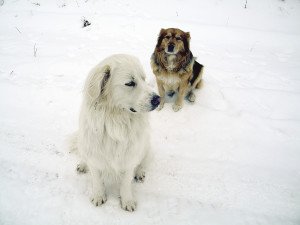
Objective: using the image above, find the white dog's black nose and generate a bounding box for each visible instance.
[151,95,160,109]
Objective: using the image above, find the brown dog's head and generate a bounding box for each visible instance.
[156,28,190,54]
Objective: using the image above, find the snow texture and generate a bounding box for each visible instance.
[0,0,300,224]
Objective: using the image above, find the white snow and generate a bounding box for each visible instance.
[1,0,300,224]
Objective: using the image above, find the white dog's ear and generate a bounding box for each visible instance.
[86,65,111,100]
[99,65,111,95]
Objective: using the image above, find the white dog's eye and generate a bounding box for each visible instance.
[125,81,136,87]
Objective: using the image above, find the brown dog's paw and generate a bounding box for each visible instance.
[157,103,164,111]
[172,104,182,112]
[187,92,196,102]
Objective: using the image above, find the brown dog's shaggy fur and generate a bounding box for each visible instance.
[151,28,203,111]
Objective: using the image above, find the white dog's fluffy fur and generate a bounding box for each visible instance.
[70,54,160,212]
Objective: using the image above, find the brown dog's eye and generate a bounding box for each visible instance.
[165,36,171,39]
[176,37,182,41]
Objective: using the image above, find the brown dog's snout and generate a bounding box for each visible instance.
[167,43,175,52]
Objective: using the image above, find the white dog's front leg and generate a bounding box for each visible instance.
[134,151,152,182]
[120,170,136,212]
[89,166,107,206]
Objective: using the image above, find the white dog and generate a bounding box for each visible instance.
[70,54,160,212]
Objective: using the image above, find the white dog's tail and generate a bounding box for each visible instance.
[68,131,78,153]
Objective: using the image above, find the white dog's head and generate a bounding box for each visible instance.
[85,54,160,113]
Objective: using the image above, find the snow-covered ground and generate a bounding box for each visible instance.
[1,0,300,224]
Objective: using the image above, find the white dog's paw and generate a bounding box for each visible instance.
[90,194,107,207]
[134,171,145,183]
[76,163,87,174]
[121,199,137,212]
[187,92,196,102]
[172,104,182,112]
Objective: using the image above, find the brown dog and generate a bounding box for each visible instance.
[151,28,203,111]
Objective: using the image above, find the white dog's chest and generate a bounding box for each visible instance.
[81,112,149,174]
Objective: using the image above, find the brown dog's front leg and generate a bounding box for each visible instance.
[173,78,189,112]
[156,79,165,110]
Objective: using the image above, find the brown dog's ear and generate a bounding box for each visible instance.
[185,32,190,39]
[183,31,191,51]
[156,28,166,49]
[86,65,111,100]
